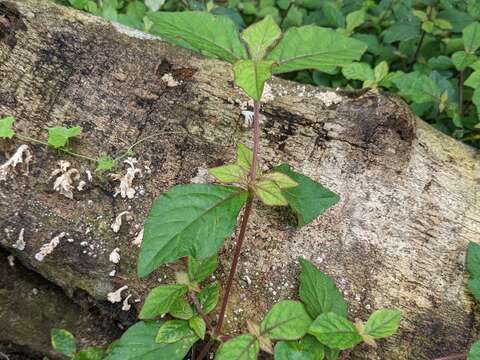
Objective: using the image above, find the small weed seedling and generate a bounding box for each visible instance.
[82,12,400,360]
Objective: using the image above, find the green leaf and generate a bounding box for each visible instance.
[345,10,365,33]
[237,143,253,171]
[452,51,477,71]
[138,184,248,277]
[215,334,259,360]
[382,23,420,43]
[473,89,480,115]
[188,255,218,283]
[392,72,441,104]
[261,172,298,189]
[169,297,194,320]
[241,16,281,60]
[0,115,15,139]
[463,22,480,53]
[342,62,374,82]
[254,179,288,206]
[139,285,188,319]
[470,278,480,302]
[299,258,348,319]
[209,164,247,183]
[267,26,366,74]
[325,347,341,360]
[96,154,116,172]
[273,164,340,227]
[233,60,274,101]
[72,347,104,360]
[198,281,220,314]
[47,126,82,149]
[189,316,206,340]
[260,300,312,340]
[308,313,362,350]
[274,335,325,360]
[51,329,77,357]
[104,321,196,360]
[467,242,480,279]
[156,320,196,344]
[147,11,247,63]
[364,309,401,338]
[465,71,480,89]
[468,340,480,360]
[374,61,389,82]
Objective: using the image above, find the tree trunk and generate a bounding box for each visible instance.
[0,1,479,359]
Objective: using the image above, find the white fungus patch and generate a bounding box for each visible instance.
[316,91,343,107]
[111,158,142,199]
[85,169,93,182]
[111,211,131,233]
[77,180,87,191]
[109,247,121,264]
[133,228,144,247]
[161,73,180,87]
[7,255,15,267]
[107,285,128,303]
[109,269,116,277]
[241,111,254,128]
[190,166,211,184]
[35,232,65,261]
[0,145,33,181]
[122,294,132,311]
[12,228,25,251]
[50,161,80,199]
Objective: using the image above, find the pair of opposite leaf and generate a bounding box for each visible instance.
[209,143,298,206]
[147,12,367,101]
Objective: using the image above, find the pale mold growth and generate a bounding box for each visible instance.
[111,211,131,233]
[50,161,81,199]
[133,228,144,247]
[0,145,33,181]
[316,91,343,107]
[35,232,66,261]
[122,294,133,311]
[7,255,15,267]
[109,247,121,264]
[241,111,254,127]
[12,228,25,251]
[161,73,180,87]
[190,166,211,184]
[85,169,93,182]
[111,158,142,199]
[107,285,128,303]
[109,269,116,277]
[77,180,87,191]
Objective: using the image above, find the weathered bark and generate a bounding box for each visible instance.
[0,0,479,359]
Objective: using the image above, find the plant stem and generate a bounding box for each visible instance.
[459,70,464,117]
[250,100,261,181]
[213,196,254,338]
[410,30,426,70]
[198,101,262,360]
[432,354,467,360]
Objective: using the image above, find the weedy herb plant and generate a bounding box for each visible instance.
[43,12,402,360]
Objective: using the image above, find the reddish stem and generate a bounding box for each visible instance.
[197,101,261,360]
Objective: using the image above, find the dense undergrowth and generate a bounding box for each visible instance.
[57,0,480,148]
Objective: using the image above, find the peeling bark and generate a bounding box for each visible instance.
[0,1,479,359]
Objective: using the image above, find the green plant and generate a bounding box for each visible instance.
[50,328,104,360]
[77,11,402,360]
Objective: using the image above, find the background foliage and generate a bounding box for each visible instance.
[57,0,480,147]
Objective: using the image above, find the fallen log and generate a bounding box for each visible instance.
[0,0,479,358]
